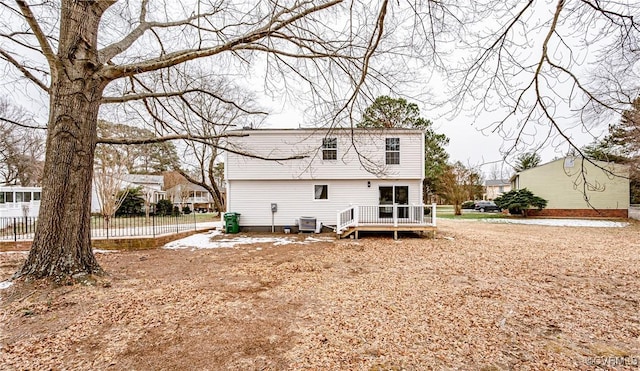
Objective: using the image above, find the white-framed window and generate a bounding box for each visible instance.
[322,138,337,160]
[385,138,400,165]
[314,185,328,200]
[15,192,31,203]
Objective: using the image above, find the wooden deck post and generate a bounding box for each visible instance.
[432,203,437,225]
[353,206,359,227]
[393,204,398,227]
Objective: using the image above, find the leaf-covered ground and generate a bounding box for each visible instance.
[1,219,639,370]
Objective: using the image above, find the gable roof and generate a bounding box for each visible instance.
[230,127,425,135]
[123,174,164,186]
[485,179,510,186]
[509,156,629,182]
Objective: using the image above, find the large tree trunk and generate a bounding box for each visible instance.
[18,2,111,279]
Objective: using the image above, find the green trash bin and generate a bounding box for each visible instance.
[224,212,241,234]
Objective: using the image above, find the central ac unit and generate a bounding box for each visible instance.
[298,217,317,232]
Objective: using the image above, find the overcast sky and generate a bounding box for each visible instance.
[3,0,631,180]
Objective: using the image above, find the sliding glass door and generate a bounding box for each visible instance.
[378,186,408,218]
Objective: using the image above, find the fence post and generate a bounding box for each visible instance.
[13,217,17,242]
[193,209,197,231]
[176,213,179,234]
[152,213,156,238]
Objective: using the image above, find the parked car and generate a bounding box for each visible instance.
[461,200,476,209]
[474,201,501,212]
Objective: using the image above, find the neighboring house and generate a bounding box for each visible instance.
[510,157,629,217]
[90,174,166,213]
[484,179,511,200]
[225,128,435,236]
[0,186,42,218]
[165,183,216,212]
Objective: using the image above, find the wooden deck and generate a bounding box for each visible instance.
[336,204,438,240]
[338,223,437,240]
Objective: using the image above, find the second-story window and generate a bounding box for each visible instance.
[385,138,400,165]
[322,138,337,160]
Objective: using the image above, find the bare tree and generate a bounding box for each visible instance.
[448,1,640,160]
[118,65,263,213]
[0,99,44,186]
[440,162,483,215]
[1,1,637,280]
[97,120,179,174]
[93,156,129,232]
[488,162,509,181]
[3,1,447,279]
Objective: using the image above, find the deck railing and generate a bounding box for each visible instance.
[336,203,437,234]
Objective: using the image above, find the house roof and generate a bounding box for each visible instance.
[509,156,629,182]
[229,127,425,135]
[485,179,510,186]
[123,174,164,185]
[166,183,209,192]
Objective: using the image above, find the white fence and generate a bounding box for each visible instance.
[630,205,640,221]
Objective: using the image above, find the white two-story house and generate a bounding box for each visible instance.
[0,186,42,218]
[225,128,436,237]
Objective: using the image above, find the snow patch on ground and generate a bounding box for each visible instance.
[163,230,333,250]
[0,251,28,255]
[0,281,13,290]
[484,218,629,228]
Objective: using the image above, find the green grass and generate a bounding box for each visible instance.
[436,205,506,220]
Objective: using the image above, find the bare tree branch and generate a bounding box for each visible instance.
[0,115,46,129]
[102,88,268,115]
[101,0,343,80]
[0,48,49,92]
[98,0,220,63]
[97,133,248,145]
[14,0,58,71]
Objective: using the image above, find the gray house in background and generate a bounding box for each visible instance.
[484,179,511,200]
[165,183,216,213]
[90,174,166,213]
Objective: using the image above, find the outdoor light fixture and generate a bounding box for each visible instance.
[367,181,371,188]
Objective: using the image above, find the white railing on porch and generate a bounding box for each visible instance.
[336,203,437,234]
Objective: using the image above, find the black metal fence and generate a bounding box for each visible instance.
[0,213,201,241]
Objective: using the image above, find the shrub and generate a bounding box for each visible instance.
[172,205,181,216]
[494,188,547,217]
[182,205,192,214]
[115,187,145,216]
[155,199,173,216]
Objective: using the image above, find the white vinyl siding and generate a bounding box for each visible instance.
[314,184,328,200]
[0,186,42,218]
[226,129,423,180]
[227,179,422,226]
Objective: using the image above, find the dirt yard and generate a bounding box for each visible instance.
[1,219,639,370]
